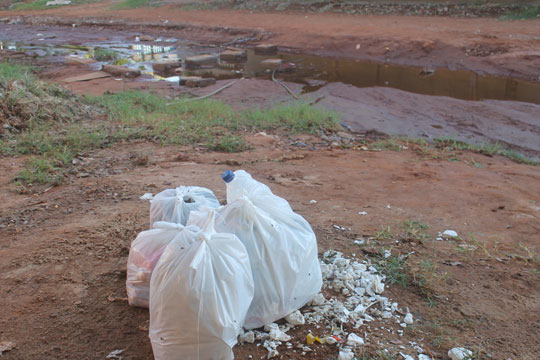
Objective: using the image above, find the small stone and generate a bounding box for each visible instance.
[404,312,413,325]
[448,348,473,360]
[310,293,325,305]
[346,333,364,346]
[239,331,255,344]
[285,310,305,326]
[338,347,355,360]
[442,230,459,238]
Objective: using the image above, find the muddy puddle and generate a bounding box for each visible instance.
[1,38,539,105]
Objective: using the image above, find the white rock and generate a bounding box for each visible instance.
[266,324,291,342]
[404,312,414,324]
[448,347,473,360]
[338,347,355,360]
[239,331,255,344]
[399,353,414,360]
[372,275,385,294]
[285,310,305,326]
[442,230,458,238]
[139,193,153,200]
[346,333,364,346]
[310,293,325,306]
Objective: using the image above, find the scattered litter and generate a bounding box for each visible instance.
[265,323,292,342]
[139,193,153,200]
[0,341,16,355]
[448,347,473,360]
[354,239,365,245]
[106,349,124,359]
[358,211,368,215]
[285,310,305,326]
[418,354,432,360]
[333,224,346,231]
[310,199,318,204]
[384,249,391,258]
[386,204,391,209]
[137,320,149,332]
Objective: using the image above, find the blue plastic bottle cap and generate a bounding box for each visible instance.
[221,170,235,183]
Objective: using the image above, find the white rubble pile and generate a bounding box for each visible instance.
[241,251,432,359]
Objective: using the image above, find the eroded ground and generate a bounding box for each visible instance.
[0,3,539,360]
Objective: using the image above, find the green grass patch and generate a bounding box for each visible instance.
[93,48,119,62]
[109,0,149,10]
[11,0,101,11]
[500,6,540,20]
[2,62,340,188]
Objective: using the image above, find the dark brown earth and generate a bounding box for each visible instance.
[0,3,539,360]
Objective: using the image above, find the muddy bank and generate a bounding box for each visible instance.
[2,4,540,81]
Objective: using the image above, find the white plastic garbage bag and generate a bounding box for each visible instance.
[149,186,220,227]
[126,221,200,308]
[149,211,254,360]
[188,170,322,329]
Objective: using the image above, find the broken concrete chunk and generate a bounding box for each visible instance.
[184,54,218,68]
[404,312,414,324]
[152,61,182,75]
[65,55,95,65]
[448,348,473,360]
[310,293,325,306]
[285,310,305,326]
[337,347,355,360]
[184,77,216,88]
[255,44,278,55]
[346,333,364,346]
[220,49,247,62]
[101,64,141,78]
[239,331,255,344]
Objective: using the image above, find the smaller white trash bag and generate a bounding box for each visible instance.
[149,211,254,360]
[149,186,220,227]
[126,222,200,308]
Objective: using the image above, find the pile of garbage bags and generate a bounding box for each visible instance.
[126,170,322,359]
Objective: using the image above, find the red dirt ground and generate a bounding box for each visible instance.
[0,3,539,360]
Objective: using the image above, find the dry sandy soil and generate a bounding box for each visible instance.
[0,3,539,360]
